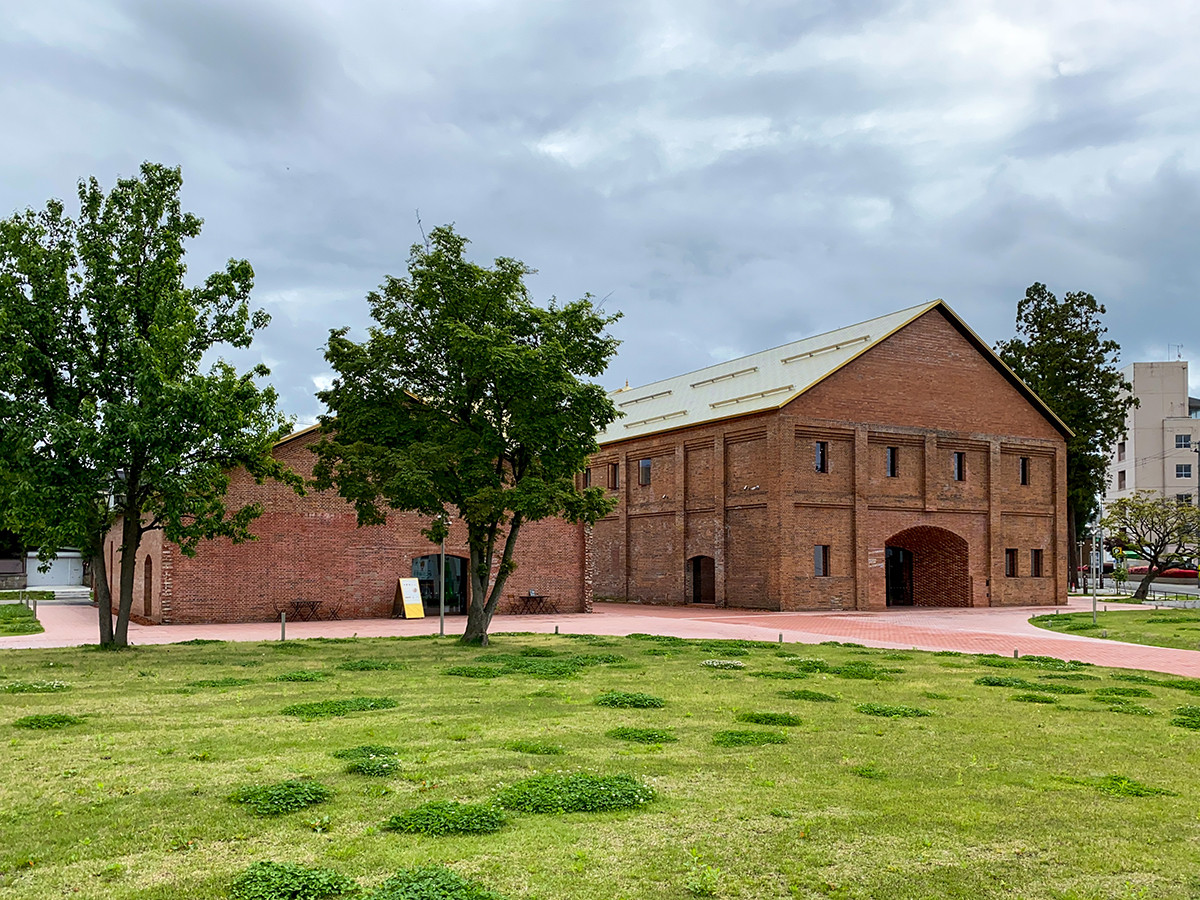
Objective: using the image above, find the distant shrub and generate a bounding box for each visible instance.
[332,744,400,760]
[606,726,677,744]
[2,680,71,694]
[735,711,802,726]
[700,659,745,670]
[383,801,506,836]
[445,665,505,679]
[1012,693,1057,704]
[505,739,565,755]
[230,780,332,816]
[854,703,933,719]
[779,689,837,703]
[281,697,398,719]
[496,773,655,813]
[1171,706,1200,729]
[187,677,253,688]
[365,866,508,900]
[594,691,664,709]
[1093,774,1177,798]
[274,670,330,682]
[229,861,357,900]
[1094,687,1155,698]
[12,713,83,729]
[711,730,787,747]
[337,659,402,671]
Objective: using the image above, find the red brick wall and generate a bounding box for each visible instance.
[105,430,589,624]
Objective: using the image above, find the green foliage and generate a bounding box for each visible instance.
[365,866,508,900]
[229,860,359,899]
[1012,693,1057,704]
[854,703,934,718]
[504,739,565,755]
[779,689,838,702]
[1095,687,1155,698]
[1170,706,1200,729]
[280,697,398,719]
[382,801,506,836]
[274,671,331,682]
[781,657,899,680]
[0,603,44,635]
[186,677,253,688]
[735,711,803,726]
[337,659,402,672]
[496,773,656,812]
[700,659,745,670]
[331,745,400,760]
[594,691,665,708]
[606,726,677,743]
[312,224,621,645]
[2,680,71,693]
[0,162,298,648]
[684,847,721,897]
[1104,494,1200,598]
[346,757,403,777]
[12,713,83,729]
[518,646,558,657]
[994,283,1134,532]
[748,670,810,680]
[230,780,332,816]
[711,730,788,747]
[1092,775,1177,798]
[974,676,1086,695]
[849,763,888,779]
[445,665,506,679]
[1037,673,1101,682]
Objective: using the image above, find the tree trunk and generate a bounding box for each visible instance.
[462,542,491,646]
[113,511,142,648]
[91,547,114,646]
[460,517,524,646]
[1133,566,1161,601]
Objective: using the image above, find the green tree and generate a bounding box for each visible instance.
[995,283,1135,589]
[1102,493,1200,599]
[313,225,620,645]
[0,163,298,647]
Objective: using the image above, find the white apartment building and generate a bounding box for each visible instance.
[1106,361,1200,506]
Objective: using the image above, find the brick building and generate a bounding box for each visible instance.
[103,428,591,624]
[586,301,1070,610]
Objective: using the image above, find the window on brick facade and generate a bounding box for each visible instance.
[1177,494,1193,505]
[814,545,831,577]
[886,446,898,477]
[1005,548,1018,577]
[953,451,966,481]
[815,441,829,473]
[1019,456,1030,486]
[638,458,652,486]
[608,462,619,489]
[1117,441,1126,461]
[1177,464,1192,479]
[1030,549,1044,577]
[1117,470,1126,490]
[1177,434,1192,449]
[583,467,591,488]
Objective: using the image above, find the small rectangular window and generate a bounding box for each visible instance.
[1117,470,1127,490]
[609,462,619,489]
[814,545,831,577]
[1030,549,1043,578]
[1177,464,1193,479]
[1019,456,1030,486]
[583,467,591,488]
[1177,494,1193,505]
[1177,434,1192,449]
[885,446,898,477]
[815,441,829,473]
[638,458,652,486]
[1005,548,1018,577]
[953,451,966,482]
[1117,441,1126,462]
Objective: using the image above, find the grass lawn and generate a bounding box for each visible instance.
[0,633,1198,899]
[1032,607,1200,652]
[0,595,45,635]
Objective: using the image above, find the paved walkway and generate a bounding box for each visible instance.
[4,595,1198,676]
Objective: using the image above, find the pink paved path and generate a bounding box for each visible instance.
[3,596,1197,676]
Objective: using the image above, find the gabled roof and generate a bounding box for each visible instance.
[597,300,1072,445]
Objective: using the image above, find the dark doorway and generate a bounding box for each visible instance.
[412,554,469,615]
[885,547,913,606]
[143,556,153,617]
[688,555,716,605]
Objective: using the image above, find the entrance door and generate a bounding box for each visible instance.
[688,556,715,605]
[885,547,913,607]
[412,555,469,615]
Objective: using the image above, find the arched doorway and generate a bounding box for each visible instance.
[412,554,469,615]
[142,555,153,617]
[884,526,969,608]
[687,556,715,605]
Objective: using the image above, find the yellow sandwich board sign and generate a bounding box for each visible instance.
[395,578,425,619]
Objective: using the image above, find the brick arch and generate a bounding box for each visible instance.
[885,526,970,608]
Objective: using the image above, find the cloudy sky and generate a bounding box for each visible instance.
[3,0,1198,424]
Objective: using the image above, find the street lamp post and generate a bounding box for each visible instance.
[438,513,448,638]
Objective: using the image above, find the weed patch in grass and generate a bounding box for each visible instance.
[1092,774,1177,798]
[274,670,331,682]
[1104,702,1156,716]
[229,861,356,899]
[626,633,687,645]
[186,677,253,688]
[974,676,1086,695]
[2,680,71,693]
[517,646,558,657]
[337,659,403,671]
[849,763,887,779]
[445,665,505,679]
[382,801,506,835]
[1037,673,1101,682]
[172,638,226,646]
[594,690,665,708]
[281,697,398,719]
[749,670,810,680]
[231,779,332,816]
[332,744,400,760]
[779,689,837,702]
[12,713,83,729]
[712,729,788,747]
[496,773,655,812]
[347,756,403,777]
[854,703,933,718]
[1011,693,1057,704]
[1094,687,1155,698]
[606,726,677,744]
[505,739,565,755]
[735,711,802,726]
[700,659,745,670]
[975,655,1022,668]
[366,866,508,900]
[1170,705,1200,729]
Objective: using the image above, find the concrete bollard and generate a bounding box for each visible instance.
[280,611,286,641]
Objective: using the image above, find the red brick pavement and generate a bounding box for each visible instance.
[4,596,1197,677]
